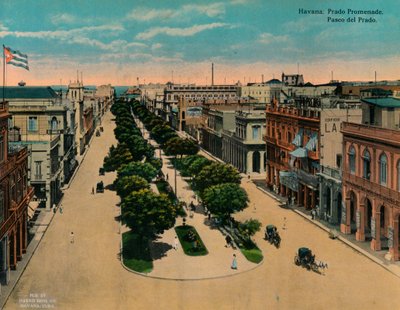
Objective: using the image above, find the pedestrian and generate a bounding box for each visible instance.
[247,175,251,183]
[311,209,316,220]
[231,254,237,270]
[53,206,56,214]
[70,232,74,244]
[173,236,178,250]
[283,217,287,230]
[91,186,95,195]
[166,173,169,181]
[225,235,232,248]
[208,211,211,221]
[59,205,63,214]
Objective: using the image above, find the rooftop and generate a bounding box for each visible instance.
[4,86,59,99]
[361,97,400,108]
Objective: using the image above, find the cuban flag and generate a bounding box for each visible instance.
[3,46,29,70]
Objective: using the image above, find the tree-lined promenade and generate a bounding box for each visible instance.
[4,100,400,309]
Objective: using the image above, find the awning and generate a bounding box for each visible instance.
[305,133,317,151]
[291,128,303,147]
[279,171,299,192]
[290,147,307,158]
[28,201,39,219]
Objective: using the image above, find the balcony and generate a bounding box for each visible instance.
[321,165,341,180]
[343,171,400,203]
[293,167,319,188]
[342,122,400,147]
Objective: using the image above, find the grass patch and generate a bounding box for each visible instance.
[122,231,153,273]
[175,225,208,256]
[238,241,263,264]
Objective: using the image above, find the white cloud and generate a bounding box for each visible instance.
[136,23,228,40]
[258,33,289,45]
[126,8,176,21]
[151,43,162,50]
[126,3,225,22]
[0,23,8,31]
[50,13,76,25]
[0,24,126,51]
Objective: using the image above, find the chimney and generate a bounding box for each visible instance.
[262,74,264,83]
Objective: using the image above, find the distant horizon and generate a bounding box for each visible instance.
[1,0,399,86]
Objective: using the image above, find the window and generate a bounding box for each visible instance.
[363,149,371,180]
[397,160,400,191]
[252,126,260,140]
[379,153,387,185]
[336,154,342,168]
[349,146,356,174]
[51,117,58,131]
[28,116,38,131]
[35,161,42,180]
[0,133,4,163]
[0,190,3,222]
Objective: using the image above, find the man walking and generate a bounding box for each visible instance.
[70,232,74,244]
[173,236,178,250]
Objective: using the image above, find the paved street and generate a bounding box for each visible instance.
[4,110,400,310]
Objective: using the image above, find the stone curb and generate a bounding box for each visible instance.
[120,254,263,282]
[255,185,400,279]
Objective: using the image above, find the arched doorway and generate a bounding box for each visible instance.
[365,198,373,240]
[325,187,332,217]
[350,191,357,234]
[337,192,342,225]
[252,151,260,173]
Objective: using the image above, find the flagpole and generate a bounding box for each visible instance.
[2,45,5,105]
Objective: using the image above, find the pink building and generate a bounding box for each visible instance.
[341,122,400,261]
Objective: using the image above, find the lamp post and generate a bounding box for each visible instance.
[174,156,177,197]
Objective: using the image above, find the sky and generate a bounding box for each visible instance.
[0,0,399,86]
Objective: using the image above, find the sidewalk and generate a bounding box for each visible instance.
[132,118,262,280]
[0,118,102,309]
[254,181,400,279]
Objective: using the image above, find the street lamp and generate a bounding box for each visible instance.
[174,156,178,197]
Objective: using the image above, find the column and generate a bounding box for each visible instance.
[341,196,351,234]
[247,151,253,174]
[17,222,22,261]
[10,232,17,270]
[356,202,366,241]
[22,214,27,254]
[388,215,398,261]
[259,151,265,174]
[370,206,381,251]
[304,186,309,209]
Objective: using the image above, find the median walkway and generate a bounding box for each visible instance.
[131,118,261,280]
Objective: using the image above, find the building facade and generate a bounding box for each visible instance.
[317,102,362,224]
[222,108,266,174]
[0,101,33,288]
[341,97,400,261]
[6,87,76,209]
[265,99,320,209]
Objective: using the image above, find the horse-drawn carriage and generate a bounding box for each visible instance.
[294,247,328,273]
[265,224,281,248]
[96,181,104,193]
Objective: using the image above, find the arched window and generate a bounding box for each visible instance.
[348,146,356,174]
[363,149,371,180]
[397,160,400,191]
[51,117,58,131]
[379,153,387,185]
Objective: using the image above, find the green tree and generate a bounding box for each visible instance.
[117,161,158,182]
[187,157,211,177]
[202,183,249,220]
[103,143,133,172]
[121,189,180,241]
[146,157,162,173]
[164,137,198,158]
[115,175,149,198]
[238,219,262,241]
[193,162,241,193]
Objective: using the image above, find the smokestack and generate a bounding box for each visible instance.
[211,63,214,86]
[262,74,264,83]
